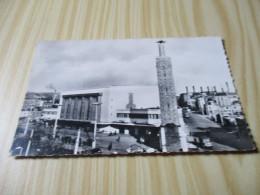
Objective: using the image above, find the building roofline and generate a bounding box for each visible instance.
[60,84,158,95]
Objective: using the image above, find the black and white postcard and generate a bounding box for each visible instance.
[10,37,256,156]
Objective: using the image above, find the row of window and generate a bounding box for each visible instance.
[148,114,160,119]
[117,113,129,118]
[117,113,160,119]
[43,111,57,115]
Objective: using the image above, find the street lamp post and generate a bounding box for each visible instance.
[53,104,62,138]
[74,128,81,154]
[25,129,34,156]
[24,105,33,135]
[92,102,102,149]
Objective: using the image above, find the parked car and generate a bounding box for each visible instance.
[187,143,199,151]
[187,136,213,149]
[84,148,102,154]
[201,138,213,148]
[223,117,237,126]
[127,145,146,153]
[126,144,156,153]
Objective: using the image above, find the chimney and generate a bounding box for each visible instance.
[126,93,136,109]
[207,86,210,92]
[214,86,217,92]
[225,82,230,92]
[221,88,224,92]
[129,93,133,104]
[200,87,203,93]
[192,86,195,93]
[186,86,188,93]
[157,40,166,57]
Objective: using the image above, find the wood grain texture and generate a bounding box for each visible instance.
[0,0,260,194]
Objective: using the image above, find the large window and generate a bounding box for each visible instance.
[117,113,129,118]
[148,114,159,119]
[129,113,148,119]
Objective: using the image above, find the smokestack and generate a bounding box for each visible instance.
[126,93,136,109]
[207,86,210,92]
[214,86,217,92]
[225,82,230,92]
[157,40,166,57]
[129,93,133,104]
[186,86,188,93]
[221,88,224,92]
[192,86,195,93]
[200,87,203,93]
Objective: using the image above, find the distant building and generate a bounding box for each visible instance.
[215,92,231,107]
[22,99,37,111]
[178,93,190,108]
[31,110,42,120]
[41,108,58,120]
[206,100,220,121]
[20,111,29,118]
[179,86,244,126]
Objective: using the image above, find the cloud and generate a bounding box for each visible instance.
[28,37,235,94]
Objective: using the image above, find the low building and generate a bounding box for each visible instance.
[116,108,161,126]
[58,85,160,124]
[22,99,37,111]
[20,111,29,118]
[55,85,162,149]
[41,108,58,120]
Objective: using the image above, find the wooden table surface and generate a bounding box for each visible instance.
[0,0,259,194]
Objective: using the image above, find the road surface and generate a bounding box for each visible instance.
[184,112,255,151]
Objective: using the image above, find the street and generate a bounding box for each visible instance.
[184,112,255,151]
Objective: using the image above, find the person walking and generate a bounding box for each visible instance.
[108,142,112,150]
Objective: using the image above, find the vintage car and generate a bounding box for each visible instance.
[187,136,213,148]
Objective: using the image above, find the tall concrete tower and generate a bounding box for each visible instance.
[156,40,180,152]
[156,40,179,126]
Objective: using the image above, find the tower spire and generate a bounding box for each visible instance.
[157,40,166,57]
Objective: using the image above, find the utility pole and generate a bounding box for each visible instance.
[74,129,81,154]
[25,129,34,156]
[92,102,102,148]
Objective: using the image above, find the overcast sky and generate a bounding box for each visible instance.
[28,37,235,94]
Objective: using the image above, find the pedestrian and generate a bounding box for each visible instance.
[116,136,120,142]
[108,142,112,150]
